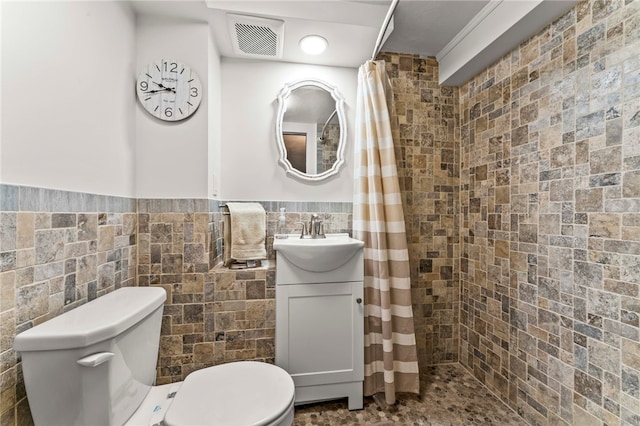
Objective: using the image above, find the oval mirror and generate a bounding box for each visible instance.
[275,79,346,181]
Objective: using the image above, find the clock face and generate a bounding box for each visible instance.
[136,59,202,122]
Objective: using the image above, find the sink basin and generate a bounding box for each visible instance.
[273,233,364,272]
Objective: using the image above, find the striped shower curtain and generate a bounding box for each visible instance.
[353,60,420,405]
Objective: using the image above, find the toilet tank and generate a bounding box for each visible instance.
[14,287,166,426]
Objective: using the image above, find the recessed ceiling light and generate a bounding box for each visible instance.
[299,35,328,55]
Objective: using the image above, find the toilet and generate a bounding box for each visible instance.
[13,287,295,426]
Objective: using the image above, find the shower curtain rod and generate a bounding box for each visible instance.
[370,0,399,60]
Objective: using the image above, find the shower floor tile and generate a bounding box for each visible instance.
[293,363,525,425]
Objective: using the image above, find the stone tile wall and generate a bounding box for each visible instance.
[154,263,278,384]
[139,199,352,384]
[316,123,341,173]
[1,191,352,422]
[378,53,461,368]
[136,199,214,383]
[459,0,640,424]
[0,185,137,426]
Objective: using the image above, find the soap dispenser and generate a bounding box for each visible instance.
[276,207,288,239]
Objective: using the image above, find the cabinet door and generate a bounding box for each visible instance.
[276,281,363,387]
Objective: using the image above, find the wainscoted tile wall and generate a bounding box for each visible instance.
[1,190,353,422]
[379,53,461,368]
[0,185,137,426]
[136,199,214,383]
[459,0,640,424]
[137,199,352,384]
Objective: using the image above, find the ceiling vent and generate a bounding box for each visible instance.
[227,14,284,58]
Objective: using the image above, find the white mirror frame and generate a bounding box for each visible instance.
[275,79,347,182]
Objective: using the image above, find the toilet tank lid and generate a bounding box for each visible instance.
[14,287,166,352]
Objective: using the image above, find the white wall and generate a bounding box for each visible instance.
[0,1,3,183]
[220,60,357,202]
[1,3,356,202]
[1,1,136,196]
[135,15,209,199]
[208,24,222,198]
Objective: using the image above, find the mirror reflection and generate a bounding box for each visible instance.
[282,86,338,175]
[276,79,346,182]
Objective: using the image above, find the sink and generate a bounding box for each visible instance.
[273,233,364,272]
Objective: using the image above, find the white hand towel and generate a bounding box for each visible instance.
[223,202,267,264]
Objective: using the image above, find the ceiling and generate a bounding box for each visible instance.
[382,1,489,57]
[132,0,489,64]
[131,0,577,83]
[207,1,385,67]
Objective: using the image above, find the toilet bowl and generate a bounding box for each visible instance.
[14,287,294,426]
[126,362,295,426]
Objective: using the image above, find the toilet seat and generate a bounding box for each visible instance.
[164,361,295,426]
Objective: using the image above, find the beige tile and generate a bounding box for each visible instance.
[0,272,15,312]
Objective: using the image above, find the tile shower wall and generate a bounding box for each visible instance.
[0,185,137,426]
[459,0,640,424]
[139,200,352,384]
[316,123,341,173]
[378,53,461,368]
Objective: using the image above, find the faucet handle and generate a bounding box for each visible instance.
[309,213,319,228]
[317,222,326,238]
[296,221,309,238]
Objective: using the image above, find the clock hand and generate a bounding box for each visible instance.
[145,88,173,94]
[152,82,176,93]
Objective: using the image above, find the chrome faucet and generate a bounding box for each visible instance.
[309,214,326,239]
[298,214,326,239]
[310,214,319,238]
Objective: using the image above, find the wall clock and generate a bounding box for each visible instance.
[136,59,202,122]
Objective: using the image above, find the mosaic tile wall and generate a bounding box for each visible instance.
[139,200,353,384]
[459,0,640,424]
[1,191,353,422]
[136,199,214,383]
[378,53,461,368]
[0,185,137,426]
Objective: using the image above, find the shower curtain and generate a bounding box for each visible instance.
[353,60,420,405]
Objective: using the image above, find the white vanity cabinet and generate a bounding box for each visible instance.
[274,237,364,410]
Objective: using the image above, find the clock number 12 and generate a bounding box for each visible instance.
[163,61,178,73]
